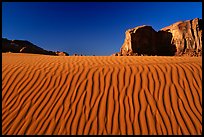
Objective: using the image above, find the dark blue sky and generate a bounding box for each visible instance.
[2,2,202,55]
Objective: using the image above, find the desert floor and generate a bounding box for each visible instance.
[2,53,202,135]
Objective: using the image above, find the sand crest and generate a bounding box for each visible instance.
[2,53,202,135]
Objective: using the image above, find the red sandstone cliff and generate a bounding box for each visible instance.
[119,18,202,56]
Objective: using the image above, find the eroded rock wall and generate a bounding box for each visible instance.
[119,18,202,56]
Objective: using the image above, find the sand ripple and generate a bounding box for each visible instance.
[2,53,202,135]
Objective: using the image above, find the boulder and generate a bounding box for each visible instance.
[112,52,122,56]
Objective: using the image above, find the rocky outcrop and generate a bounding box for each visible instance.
[111,52,123,56]
[161,18,202,56]
[2,38,69,56]
[118,18,202,56]
[55,51,69,56]
[121,25,159,56]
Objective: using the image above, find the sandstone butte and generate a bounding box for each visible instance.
[115,18,202,56]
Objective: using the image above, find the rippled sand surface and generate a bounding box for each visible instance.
[2,53,202,135]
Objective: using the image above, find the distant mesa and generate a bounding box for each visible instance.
[115,18,202,56]
[2,38,69,56]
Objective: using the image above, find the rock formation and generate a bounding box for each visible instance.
[161,18,202,56]
[121,25,158,56]
[118,18,202,56]
[2,38,69,56]
[55,51,69,56]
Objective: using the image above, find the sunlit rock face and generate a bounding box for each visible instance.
[118,18,202,56]
[161,18,202,56]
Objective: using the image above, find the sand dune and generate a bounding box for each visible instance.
[2,53,202,135]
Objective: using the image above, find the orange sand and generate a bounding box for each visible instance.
[2,53,202,135]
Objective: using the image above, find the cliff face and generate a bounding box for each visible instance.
[2,38,69,56]
[119,18,202,56]
[121,25,158,56]
[161,18,202,56]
